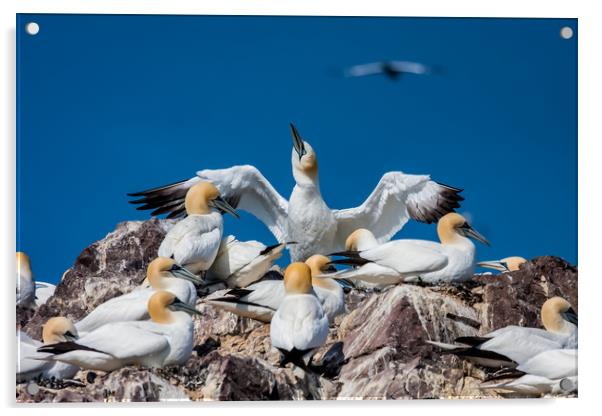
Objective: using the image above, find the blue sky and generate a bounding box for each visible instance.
[17,15,577,283]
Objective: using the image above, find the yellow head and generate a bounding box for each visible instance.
[305,255,339,290]
[16,252,32,279]
[437,213,490,246]
[148,290,178,324]
[345,229,378,251]
[42,317,78,345]
[283,262,313,295]
[501,256,527,272]
[541,296,578,333]
[146,257,177,288]
[184,182,221,215]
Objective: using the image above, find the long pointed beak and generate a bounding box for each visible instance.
[464,225,490,246]
[477,260,508,272]
[561,307,578,326]
[170,265,205,285]
[170,299,204,316]
[290,123,306,161]
[211,196,240,218]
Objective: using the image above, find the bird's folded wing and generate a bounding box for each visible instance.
[173,226,222,266]
[78,322,169,360]
[517,349,578,379]
[361,240,448,274]
[75,290,150,334]
[333,172,463,249]
[128,165,289,242]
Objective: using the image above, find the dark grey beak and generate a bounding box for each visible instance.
[561,307,578,326]
[290,123,307,161]
[210,196,240,218]
[461,223,490,246]
[63,331,78,342]
[169,298,204,316]
[169,264,205,285]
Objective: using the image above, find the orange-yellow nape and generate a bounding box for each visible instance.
[283,262,313,294]
[185,181,221,215]
[148,290,177,324]
[42,317,77,345]
[541,296,574,332]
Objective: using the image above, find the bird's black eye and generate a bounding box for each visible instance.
[169,264,181,271]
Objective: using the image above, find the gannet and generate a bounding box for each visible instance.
[345,60,435,80]
[17,317,79,382]
[205,235,287,288]
[270,262,329,368]
[478,256,527,272]
[75,257,202,335]
[128,123,464,262]
[328,213,490,284]
[16,252,35,308]
[158,181,239,274]
[38,291,201,371]
[205,255,345,323]
[480,349,578,395]
[428,296,577,368]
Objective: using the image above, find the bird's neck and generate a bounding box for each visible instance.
[292,167,320,191]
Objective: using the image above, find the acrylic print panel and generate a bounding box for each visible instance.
[16,14,577,402]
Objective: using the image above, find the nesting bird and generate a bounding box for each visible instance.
[17,317,79,382]
[206,235,287,288]
[205,255,345,323]
[481,349,578,395]
[129,123,464,262]
[75,257,202,335]
[270,263,329,368]
[38,291,201,371]
[428,296,577,368]
[328,213,490,285]
[478,257,527,272]
[158,181,239,274]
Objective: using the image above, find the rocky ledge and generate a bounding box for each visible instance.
[16,219,578,402]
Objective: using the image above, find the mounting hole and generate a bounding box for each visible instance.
[560,26,573,40]
[25,22,40,36]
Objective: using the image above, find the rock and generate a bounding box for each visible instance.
[15,219,578,401]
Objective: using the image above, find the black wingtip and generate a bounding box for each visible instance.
[435,181,464,193]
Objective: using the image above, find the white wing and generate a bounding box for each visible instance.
[207,236,265,280]
[17,332,46,376]
[333,172,463,249]
[361,240,448,274]
[481,327,567,364]
[389,61,430,75]
[74,321,169,360]
[75,289,151,334]
[517,349,578,379]
[128,165,289,242]
[346,62,385,77]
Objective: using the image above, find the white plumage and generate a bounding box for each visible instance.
[39,291,198,372]
[205,255,345,323]
[206,235,286,288]
[429,297,577,368]
[75,258,200,335]
[329,213,489,285]
[16,252,35,308]
[128,124,463,262]
[270,294,329,353]
[17,331,78,382]
[269,263,329,367]
[34,282,56,307]
[159,213,223,273]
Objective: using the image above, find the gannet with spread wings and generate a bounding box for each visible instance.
[128,124,464,261]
